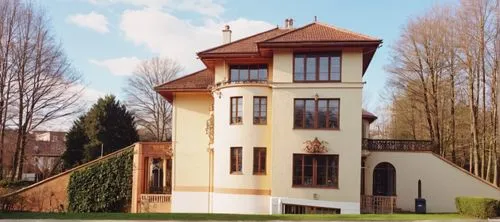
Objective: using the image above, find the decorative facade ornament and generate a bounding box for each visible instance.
[205,103,214,146]
[165,146,173,157]
[303,137,328,153]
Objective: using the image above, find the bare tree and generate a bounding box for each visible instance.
[124,57,181,142]
[0,0,20,179]
[8,2,82,180]
[384,0,499,185]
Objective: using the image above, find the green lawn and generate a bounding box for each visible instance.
[0,212,469,220]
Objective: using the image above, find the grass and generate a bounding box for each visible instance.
[0,212,469,220]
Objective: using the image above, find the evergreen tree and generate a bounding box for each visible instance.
[83,95,138,161]
[61,115,88,169]
[62,95,139,167]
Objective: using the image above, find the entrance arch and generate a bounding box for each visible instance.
[373,162,396,196]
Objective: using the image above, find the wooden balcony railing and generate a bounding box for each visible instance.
[362,138,433,152]
[140,194,171,203]
[210,80,270,90]
[361,195,396,214]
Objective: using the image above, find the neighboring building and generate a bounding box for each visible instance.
[2,130,66,181]
[145,19,499,214]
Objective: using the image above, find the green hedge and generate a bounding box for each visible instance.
[67,149,133,212]
[455,196,500,218]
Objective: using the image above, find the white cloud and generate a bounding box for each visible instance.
[118,8,274,72]
[67,11,109,33]
[90,57,142,76]
[88,0,224,17]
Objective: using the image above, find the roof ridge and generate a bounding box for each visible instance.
[259,22,316,43]
[313,21,381,41]
[154,68,210,89]
[197,27,281,55]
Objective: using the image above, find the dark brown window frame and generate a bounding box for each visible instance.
[230,147,243,174]
[292,154,339,189]
[282,204,341,214]
[294,98,340,130]
[253,147,267,175]
[253,96,267,125]
[293,52,342,82]
[229,64,268,82]
[230,97,243,125]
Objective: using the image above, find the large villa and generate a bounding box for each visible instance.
[150,19,500,214]
[7,19,500,215]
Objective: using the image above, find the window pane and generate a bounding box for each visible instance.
[254,97,267,124]
[260,150,266,173]
[328,156,338,187]
[250,65,258,80]
[253,148,266,174]
[231,97,243,124]
[294,55,305,81]
[239,68,249,81]
[306,57,316,81]
[328,100,339,128]
[319,56,329,81]
[305,100,315,128]
[230,147,242,173]
[230,66,239,81]
[330,56,341,81]
[316,156,327,186]
[318,100,327,128]
[293,155,303,185]
[258,65,268,80]
[294,100,304,128]
[303,156,313,185]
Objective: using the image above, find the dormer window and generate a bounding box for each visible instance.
[294,53,341,82]
[230,64,268,82]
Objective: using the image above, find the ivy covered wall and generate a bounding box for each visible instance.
[67,148,133,212]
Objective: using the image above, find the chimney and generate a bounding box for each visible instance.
[222,25,231,44]
[284,18,294,29]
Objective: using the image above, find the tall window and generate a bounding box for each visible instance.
[294,53,341,82]
[230,97,243,124]
[253,97,267,124]
[230,64,268,82]
[230,147,243,174]
[293,154,339,188]
[294,99,339,129]
[253,147,266,175]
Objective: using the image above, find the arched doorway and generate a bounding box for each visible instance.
[373,162,396,196]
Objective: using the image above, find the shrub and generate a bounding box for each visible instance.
[455,196,500,218]
[67,148,133,212]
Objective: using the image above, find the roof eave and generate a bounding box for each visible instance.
[197,52,261,59]
[257,40,382,48]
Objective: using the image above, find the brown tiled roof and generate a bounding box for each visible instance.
[263,22,380,43]
[155,69,214,91]
[198,22,380,57]
[362,109,378,123]
[198,28,291,55]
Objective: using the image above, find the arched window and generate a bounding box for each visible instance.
[150,158,164,193]
[373,162,396,196]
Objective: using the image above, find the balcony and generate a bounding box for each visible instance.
[210,80,270,90]
[362,138,433,152]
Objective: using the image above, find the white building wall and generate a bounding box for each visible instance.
[365,151,500,213]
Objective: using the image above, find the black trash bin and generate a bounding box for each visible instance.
[415,198,426,214]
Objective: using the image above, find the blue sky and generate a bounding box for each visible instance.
[39,0,455,112]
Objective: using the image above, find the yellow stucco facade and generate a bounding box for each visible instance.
[156,21,499,215]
